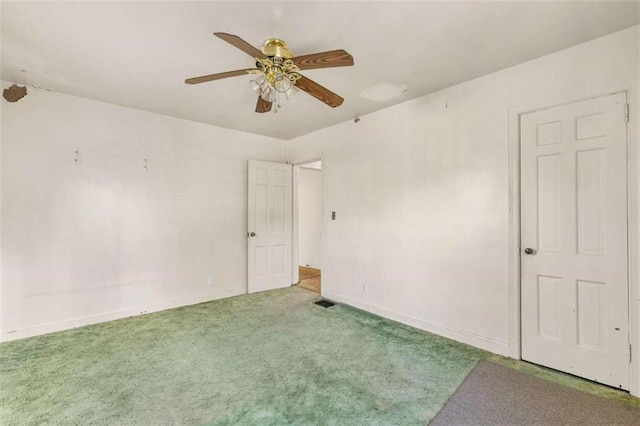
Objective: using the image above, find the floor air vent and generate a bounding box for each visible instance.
[314,300,335,308]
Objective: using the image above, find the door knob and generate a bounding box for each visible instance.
[248,232,256,237]
[524,248,536,255]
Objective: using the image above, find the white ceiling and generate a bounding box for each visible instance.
[2,1,638,140]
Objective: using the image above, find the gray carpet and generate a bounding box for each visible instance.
[431,360,640,425]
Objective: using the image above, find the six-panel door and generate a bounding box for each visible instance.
[247,160,293,293]
[520,93,629,389]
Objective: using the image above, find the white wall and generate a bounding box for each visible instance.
[0,84,287,341]
[2,25,639,393]
[286,26,639,362]
[298,167,322,269]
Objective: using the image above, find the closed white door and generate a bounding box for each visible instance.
[247,160,293,293]
[520,93,629,389]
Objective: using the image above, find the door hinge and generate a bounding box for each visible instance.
[624,103,630,123]
[630,343,633,363]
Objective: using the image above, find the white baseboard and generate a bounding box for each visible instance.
[325,292,512,357]
[3,289,512,358]
[0,292,243,342]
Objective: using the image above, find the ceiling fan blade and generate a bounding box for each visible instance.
[255,97,272,113]
[214,32,268,59]
[185,68,258,84]
[292,49,354,70]
[295,76,344,108]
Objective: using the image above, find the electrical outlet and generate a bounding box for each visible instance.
[207,276,214,286]
[362,284,367,293]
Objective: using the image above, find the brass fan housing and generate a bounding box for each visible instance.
[261,38,294,59]
[184,32,351,111]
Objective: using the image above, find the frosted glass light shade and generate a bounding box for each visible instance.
[260,86,275,103]
[274,74,292,93]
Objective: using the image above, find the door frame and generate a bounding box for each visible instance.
[291,157,323,287]
[508,82,639,396]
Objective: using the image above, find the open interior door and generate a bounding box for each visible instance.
[247,160,293,293]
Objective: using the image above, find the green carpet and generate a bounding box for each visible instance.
[1,288,484,424]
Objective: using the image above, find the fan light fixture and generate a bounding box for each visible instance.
[249,39,301,113]
[185,33,354,113]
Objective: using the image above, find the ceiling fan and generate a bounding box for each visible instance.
[185,33,354,113]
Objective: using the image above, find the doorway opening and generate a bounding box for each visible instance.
[293,160,322,293]
[298,266,321,293]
